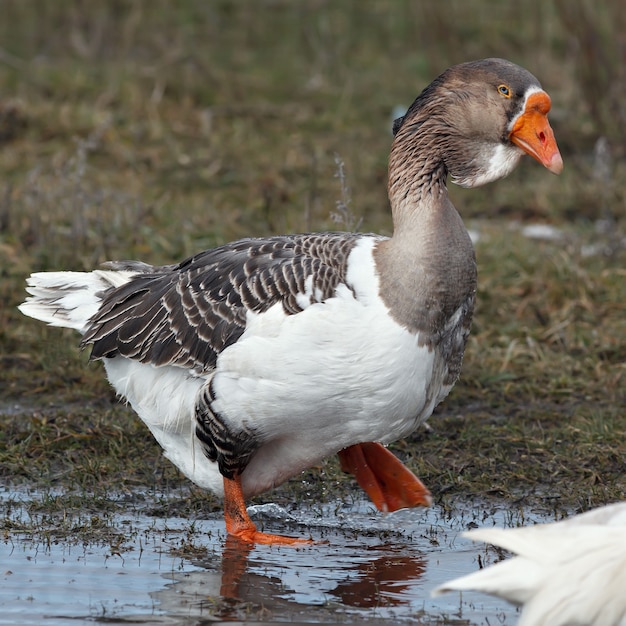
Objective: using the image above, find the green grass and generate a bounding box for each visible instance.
[1,1,625,531]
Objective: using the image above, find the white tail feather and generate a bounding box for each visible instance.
[434,504,626,626]
[19,270,136,334]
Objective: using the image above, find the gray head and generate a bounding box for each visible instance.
[392,58,562,189]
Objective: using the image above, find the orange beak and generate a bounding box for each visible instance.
[509,91,563,174]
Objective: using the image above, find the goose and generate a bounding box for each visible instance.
[19,58,562,544]
[434,502,626,626]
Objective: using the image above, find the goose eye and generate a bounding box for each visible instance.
[498,84,511,98]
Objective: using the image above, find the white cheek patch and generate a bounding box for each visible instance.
[479,143,523,185]
[452,143,523,188]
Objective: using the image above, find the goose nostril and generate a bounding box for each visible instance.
[538,131,546,143]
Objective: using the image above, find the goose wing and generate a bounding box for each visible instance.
[82,232,364,374]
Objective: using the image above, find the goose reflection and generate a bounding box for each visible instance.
[329,548,427,608]
[150,533,429,621]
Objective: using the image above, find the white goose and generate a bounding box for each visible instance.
[434,502,626,625]
[19,58,562,544]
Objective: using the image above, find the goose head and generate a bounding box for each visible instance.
[390,58,563,196]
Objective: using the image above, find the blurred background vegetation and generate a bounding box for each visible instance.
[0,1,624,506]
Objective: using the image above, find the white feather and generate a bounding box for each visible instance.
[19,270,137,332]
[434,503,626,626]
[452,143,523,188]
[102,359,221,493]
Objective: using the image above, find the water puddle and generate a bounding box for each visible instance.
[0,486,553,625]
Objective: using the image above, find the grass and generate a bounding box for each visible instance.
[1,1,625,537]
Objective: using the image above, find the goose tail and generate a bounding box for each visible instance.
[19,269,135,333]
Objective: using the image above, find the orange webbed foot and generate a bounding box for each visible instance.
[338,442,432,512]
[223,475,314,546]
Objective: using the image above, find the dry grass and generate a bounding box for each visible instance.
[1,1,625,527]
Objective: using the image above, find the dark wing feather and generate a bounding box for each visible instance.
[81,233,364,373]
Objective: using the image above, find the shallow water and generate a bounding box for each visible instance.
[0,486,550,625]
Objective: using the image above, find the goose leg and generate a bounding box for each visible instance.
[338,442,432,512]
[223,475,313,545]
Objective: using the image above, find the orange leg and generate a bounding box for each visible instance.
[223,475,313,545]
[338,442,432,512]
